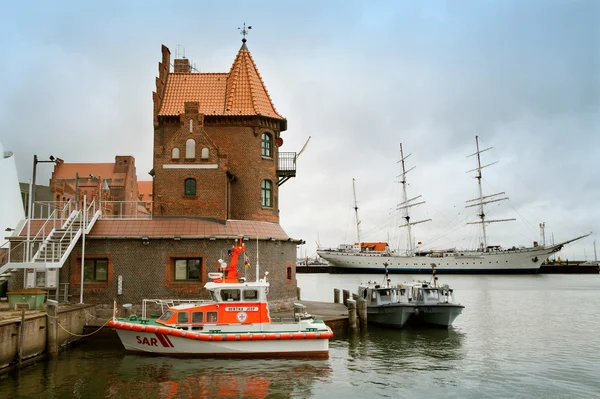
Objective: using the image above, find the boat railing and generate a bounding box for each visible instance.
[141,298,212,320]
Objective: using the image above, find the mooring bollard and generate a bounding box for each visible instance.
[347,299,358,331]
[334,288,340,304]
[343,289,350,307]
[47,299,59,356]
[357,298,368,330]
[296,286,301,300]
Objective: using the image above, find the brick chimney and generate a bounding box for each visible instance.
[174,58,191,73]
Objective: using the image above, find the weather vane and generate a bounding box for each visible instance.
[238,22,252,42]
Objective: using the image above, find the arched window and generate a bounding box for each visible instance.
[184,178,196,196]
[261,133,272,157]
[261,180,272,207]
[172,147,180,159]
[186,139,195,159]
[201,148,209,159]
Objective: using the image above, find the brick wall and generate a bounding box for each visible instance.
[51,237,297,308]
[154,109,281,222]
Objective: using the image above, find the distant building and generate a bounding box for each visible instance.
[49,155,147,218]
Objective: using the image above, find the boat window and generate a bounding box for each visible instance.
[243,290,258,301]
[159,310,174,322]
[207,312,218,323]
[177,312,189,324]
[192,312,204,324]
[221,289,241,301]
[209,291,218,302]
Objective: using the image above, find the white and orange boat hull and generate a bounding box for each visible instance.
[109,320,332,357]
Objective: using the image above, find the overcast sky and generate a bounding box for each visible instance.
[1,0,598,261]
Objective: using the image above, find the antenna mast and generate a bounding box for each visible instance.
[352,178,361,247]
[465,136,515,249]
[397,143,431,256]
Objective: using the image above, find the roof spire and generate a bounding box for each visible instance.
[238,22,252,50]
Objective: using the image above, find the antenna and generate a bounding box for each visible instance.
[175,45,186,59]
[352,178,361,247]
[238,22,252,42]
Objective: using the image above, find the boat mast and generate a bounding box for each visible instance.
[397,143,431,256]
[466,136,515,249]
[594,239,598,263]
[352,178,361,247]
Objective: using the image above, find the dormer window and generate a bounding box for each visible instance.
[172,147,180,159]
[261,133,272,158]
[186,139,195,159]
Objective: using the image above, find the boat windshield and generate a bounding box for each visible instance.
[209,291,218,302]
[159,310,174,322]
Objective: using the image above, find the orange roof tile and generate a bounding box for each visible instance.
[137,181,153,199]
[17,219,291,240]
[158,46,284,120]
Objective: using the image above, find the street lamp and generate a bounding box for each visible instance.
[30,154,58,218]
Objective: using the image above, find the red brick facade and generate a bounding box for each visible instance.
[152,44,286,223]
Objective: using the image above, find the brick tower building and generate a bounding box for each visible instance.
[152,40,289,222]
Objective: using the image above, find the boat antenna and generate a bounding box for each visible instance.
[383,262,389,288]
[594,239,598,264]
[466,136,514,249]
[397,143,431,256]
[352,178,361,248]
[256,235,259,282]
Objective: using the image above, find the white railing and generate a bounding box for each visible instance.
[98,201,153,220]
[140,298,211,320]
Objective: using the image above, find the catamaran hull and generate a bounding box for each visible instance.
[113,328,330,358]
[410,305,464,328]
[367,304,416,328]
[317,246,558,274]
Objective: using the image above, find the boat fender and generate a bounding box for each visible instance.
[414,308,420,315]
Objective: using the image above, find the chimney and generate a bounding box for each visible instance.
[174,58,191,73]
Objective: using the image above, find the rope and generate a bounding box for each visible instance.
[46,313,113,337]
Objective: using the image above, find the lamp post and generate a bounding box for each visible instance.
[30,154,58,218]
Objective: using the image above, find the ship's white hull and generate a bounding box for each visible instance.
[317,246,559,274]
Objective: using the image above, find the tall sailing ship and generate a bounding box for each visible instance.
[317,137,588,274]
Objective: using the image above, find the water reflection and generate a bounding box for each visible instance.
[343,325,465,372]
[0,336,333,399]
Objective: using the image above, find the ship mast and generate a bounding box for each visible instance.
[397,143,431,256]
[352,178,361,248]
[466,136,515,249]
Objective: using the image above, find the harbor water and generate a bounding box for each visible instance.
[1,274,599,398]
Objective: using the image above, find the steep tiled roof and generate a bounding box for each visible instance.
[160,73,228,116]
[18,219,291,240]
[158,46,284,120]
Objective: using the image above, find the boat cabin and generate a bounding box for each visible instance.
[156,282,271,329]
[359,283,409,306]
[406,282,456,305]
[156,239,272,329]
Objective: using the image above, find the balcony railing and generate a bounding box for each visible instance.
[277,152,297,186]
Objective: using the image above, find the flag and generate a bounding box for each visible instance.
[244,253,250,268]
[417,241,422,245]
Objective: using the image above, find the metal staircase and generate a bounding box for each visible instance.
[0,200,101,287]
